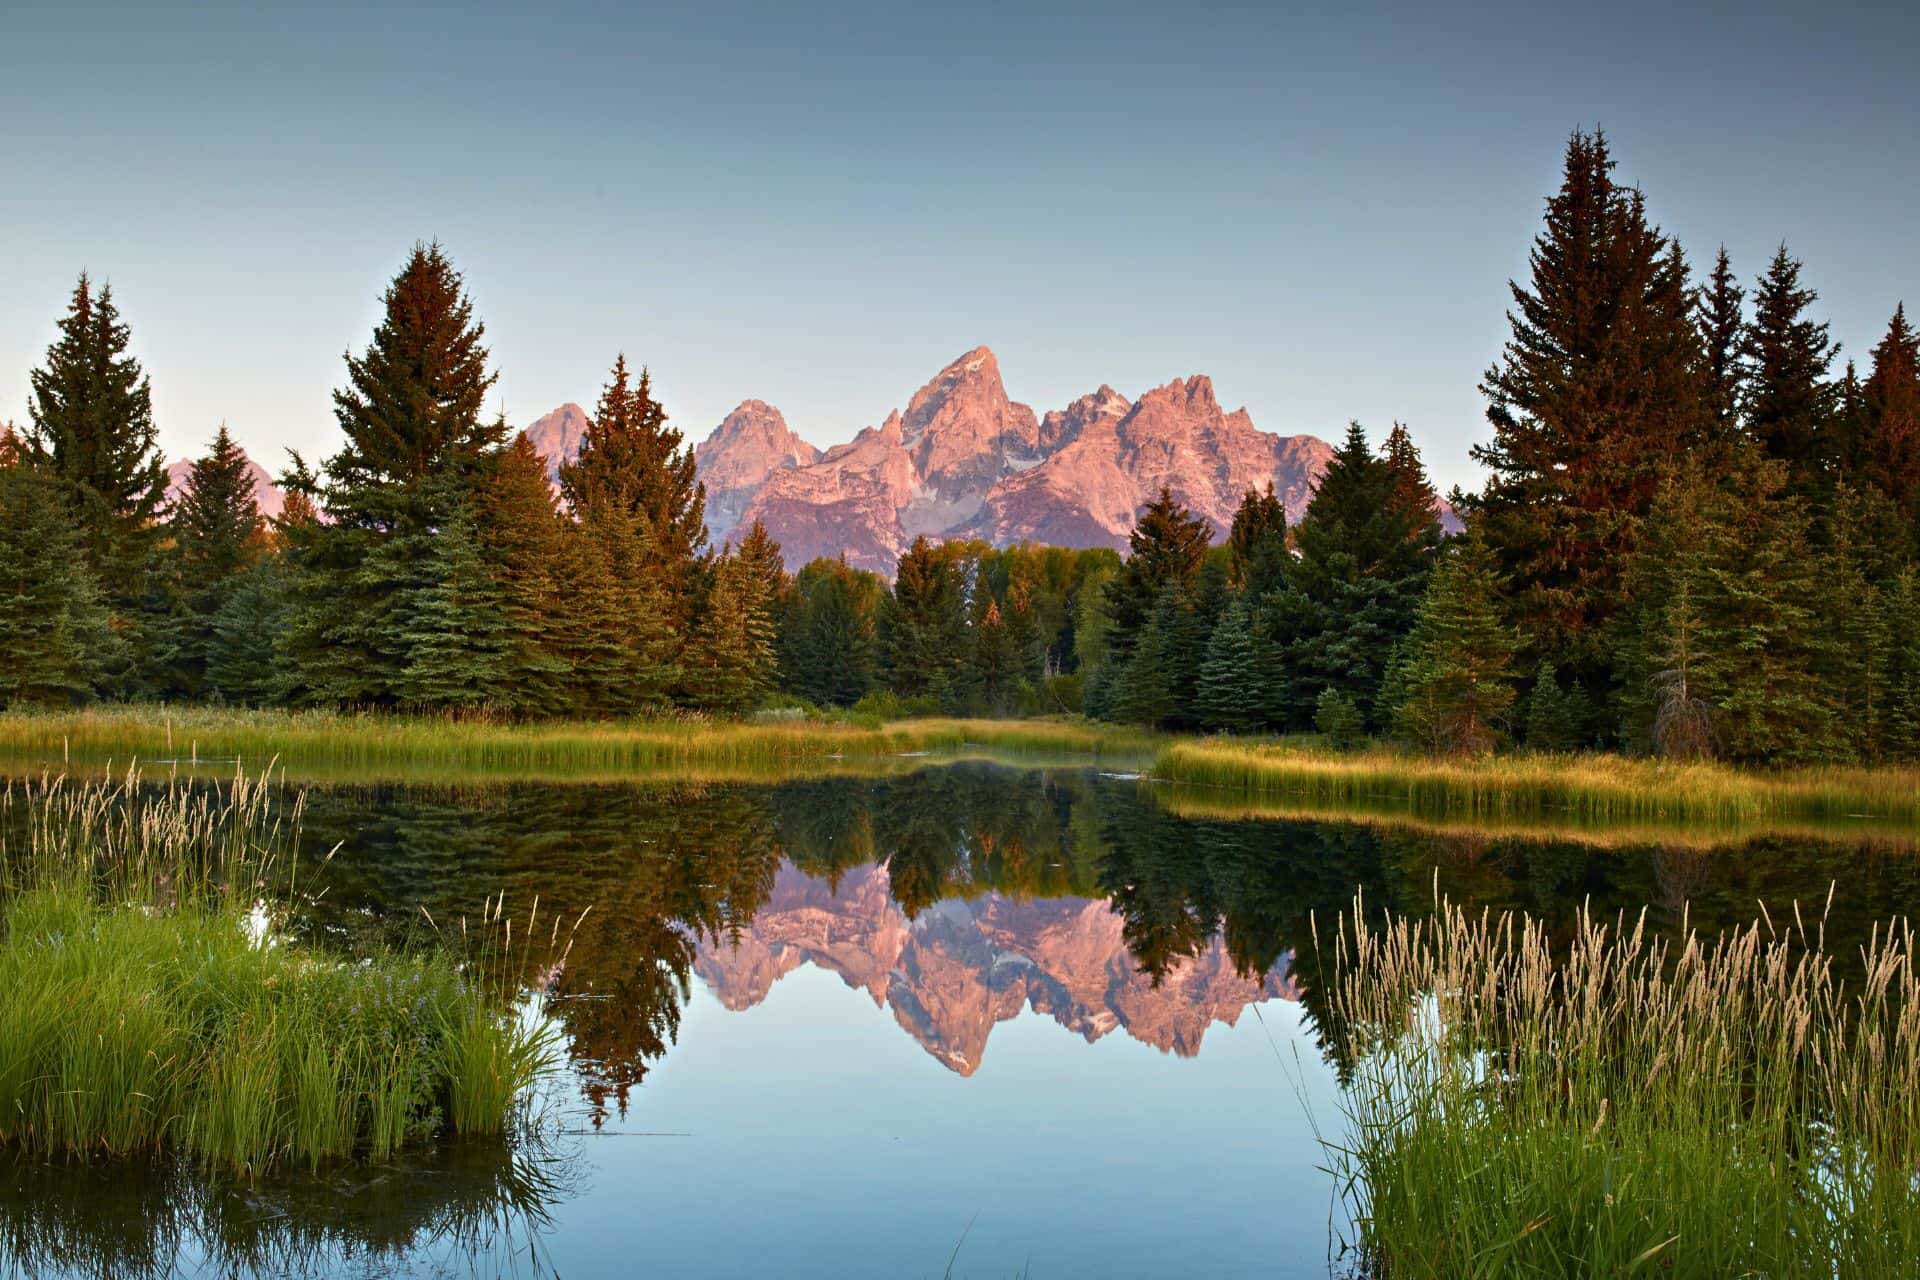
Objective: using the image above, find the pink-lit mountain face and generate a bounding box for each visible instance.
[692,861,1296,1076]
[164,453,286,521]
[528,347,1341,573]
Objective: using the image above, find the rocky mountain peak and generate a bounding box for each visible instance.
[524,403,589,483]
[697,399,820,545]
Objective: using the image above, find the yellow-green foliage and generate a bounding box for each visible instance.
[0,773,556,1171]
[1324,896,1920,1277]
[0,708,1158,784]
[1154,739,1920,832]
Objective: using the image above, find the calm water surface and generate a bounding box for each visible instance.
[3,764,1915,1278]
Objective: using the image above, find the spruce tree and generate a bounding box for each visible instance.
[1274,422,1441,727]
[1472,130,1707,684]
[882,536,972,704]
[1107,488,1211,661]
[1314,687,1365,751]
[392,476,517,711]
[479,432,571,715]
[560,355,707,632]
[1389,530,1518,757]
[971,598,1019,716]
[1878,568,1920,762]
[288,244,503,705]
[169,426,266,696]
[203,557,292,706]
[25,274,170,690]
[733,519,788,693]
[684,550,775,715]
[1863,303,1920,523]
[1112,598,1177,728]
[561,504,680,715]
[1698,247,1747,433]
[1522,659,1589,753]
[1741,245,1838,494]
[0,459,117,705]
[1195,597,1261,731]
[1225,484,1289,597]
[778,559,880,707]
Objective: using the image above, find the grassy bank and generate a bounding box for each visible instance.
[1324,895,1920,1276]
[1154,739,1920,832]
[0,708,1158,784]
[0,772,556,1170]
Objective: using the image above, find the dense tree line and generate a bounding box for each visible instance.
[2,247,785,716]
[1079,130,1920,763]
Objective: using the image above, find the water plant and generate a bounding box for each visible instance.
[0,771,560,1172]
[1319,891,1920,1277]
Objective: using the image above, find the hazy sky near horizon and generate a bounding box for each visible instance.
[3,0,1916,493]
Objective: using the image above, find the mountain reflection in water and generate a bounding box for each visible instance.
[2,762,1916,1278]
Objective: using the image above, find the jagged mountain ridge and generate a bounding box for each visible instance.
[692,860,1297,1075]
[529,346,1344,570]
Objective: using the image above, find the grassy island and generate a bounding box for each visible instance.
[0,772,555,1170]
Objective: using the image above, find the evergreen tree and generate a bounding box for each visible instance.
[560,503,680,715]
[1698,246,1747,432]
[1111,594,1178,728]
[1878,568,1920,761]
[971,598,1020,716]
[287,244,503,705]
[169,426,265,695]
[1472,130,1707,684]
[684,549,777,715]
[1863,303,1920,524]
[478,432,571,715]
[1195,597,1261,731]
[24,273,170,690]
[779,559,881,707]
[882,536,972,704]
[1522,659,1589,752]
[203,556,293,706]
[559,354,707,631]
[392,476,517,711]
[733,519,789,692]
[1314,687,1365,751]
[1106,488,1210,661]
[1273,422,1442,727]
[1225,484,1289,597]
[1389,530,1518,757]
[0,458,117,705]
[1741,245,1838,493]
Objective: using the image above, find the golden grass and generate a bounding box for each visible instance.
[0,708,1159,784]
[1153,739,1920,835]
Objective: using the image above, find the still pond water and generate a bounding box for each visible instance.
[4,762,1916,1279]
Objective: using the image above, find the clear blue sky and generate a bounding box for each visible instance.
[3,0,1915,493]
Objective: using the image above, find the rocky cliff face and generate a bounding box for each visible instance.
[529,346,1341,573]
[696,400,820,547]
[164,452,286,520]
[693,861,1296,1075]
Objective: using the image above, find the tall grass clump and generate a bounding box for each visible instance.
[0,771,560,1172]
[1321,892,1920,1277]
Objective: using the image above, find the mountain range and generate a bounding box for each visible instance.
[692,859,1296,1075]
[173,347,1355,573]
[526,346,1339,573]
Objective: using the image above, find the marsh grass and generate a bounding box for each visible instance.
[0,771,561,1172]
[0,708,1157,784]
[1156,739,1920,832]
[1321,891,1920,1277]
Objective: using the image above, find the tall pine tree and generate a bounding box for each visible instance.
[1471,130,1707,686]
[0,457,117,705]
[1863,303,1920,525]
[169,425,266,696]
[1741,245,1838,494]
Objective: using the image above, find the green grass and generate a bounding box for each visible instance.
[0,707,1159,784]
[0,771,559,1171]
[1320,894,1920,1277]
[1153,738,1920,834]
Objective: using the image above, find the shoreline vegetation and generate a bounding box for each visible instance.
[0,771,557,1171]
[0,708,1915,840]
[1323,895,1919,1275]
